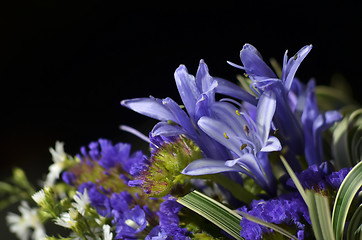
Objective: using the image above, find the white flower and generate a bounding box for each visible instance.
[6,201,46,240]
[55,208,78,229]
[32,189,46,205]
[72,189,90,216]
[44,141,66,187]
[103,224,113,240]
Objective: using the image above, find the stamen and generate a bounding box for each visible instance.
[223,132,229,139]
[240,144,247,150]
[274,128,279,135]
[235,110,241,116]
[243,125,250,136]
[293,54,298,60]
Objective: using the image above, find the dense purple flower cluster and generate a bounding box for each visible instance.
[238,193,310,240]
[62,138,191,239]
[286,162,351,191]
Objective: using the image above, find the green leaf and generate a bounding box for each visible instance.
[332,108,362,170]
[306,190,335,240]
[332,161,362,240]
[347,204,362,240]
[237,211,299,240]
[177,190,243,240]
[280,156,307,204]
[332,115,353,169]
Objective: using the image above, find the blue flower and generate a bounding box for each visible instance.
[326,167,351,189]
[238,193,310,240]
[155,198,189,239]
[121,60,231,161]
[221,44,313,159]
[113,204,148,239]
[301,80,342,166]
[78,182,111,216]
[285,162,351,191]
[182,90,281,194]
[77,139,147,176]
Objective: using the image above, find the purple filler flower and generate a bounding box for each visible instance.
[239,193,310,240]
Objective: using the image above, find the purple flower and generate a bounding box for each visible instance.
[301,80,342,166]
[113,205,147,239]
[77,139,147,176]
[220,44,313,161]
[182,91,281,195]
[121,60,230,161]
[326,167,351,189]
[155,198,189,239]
[78,182,111,216]
[239,193,310,240]
[286,163,351,191]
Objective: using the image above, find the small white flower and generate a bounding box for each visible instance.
[55,208,78,229]
[72,189,90,216]
[32,189,46,205]
[6,201,46,240]
[103,224,113,240]
[44,141,67,187]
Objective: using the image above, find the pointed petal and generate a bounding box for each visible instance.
[283,44,313,91]
[240,44,277,79]
[121,97,174,121]
[255,90,276,144]
[182,159,243,175]
[214,77,258,105]
[260,136,282,152]
[174,65,200,118]
[196,60,217,95]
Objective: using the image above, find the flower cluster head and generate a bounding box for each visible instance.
[238,193,310,240]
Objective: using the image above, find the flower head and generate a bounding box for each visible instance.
[182,91,281,194]
[238,193,310,240]
[121,60,230,161]
[222,44,313,159]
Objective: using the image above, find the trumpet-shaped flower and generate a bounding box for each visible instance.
[121,60,230,161]
[221,44,313,158]
[182,90,281,194]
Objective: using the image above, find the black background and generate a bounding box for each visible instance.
[1,1,361,238]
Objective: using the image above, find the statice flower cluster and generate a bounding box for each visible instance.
[2,43,361,240]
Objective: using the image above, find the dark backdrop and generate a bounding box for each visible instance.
[1,1,361,238]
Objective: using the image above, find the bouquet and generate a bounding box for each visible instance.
[2,43,361,240]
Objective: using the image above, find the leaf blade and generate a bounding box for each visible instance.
[177,190,243,240]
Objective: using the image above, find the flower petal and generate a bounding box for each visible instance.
[282,45,313,91]
[260,136,282,152]
[174,65,200,119]
[181,159,243,175]
[214,77,258,105]
[255,90,276,144]
[121,97,174,122]
[240,44,277,80]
